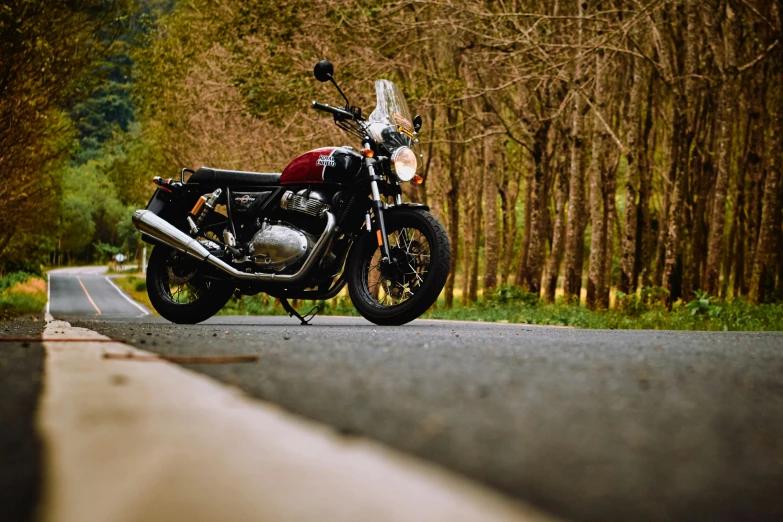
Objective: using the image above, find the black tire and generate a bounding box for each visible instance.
[347,208,450,326]
[146,245,235,324]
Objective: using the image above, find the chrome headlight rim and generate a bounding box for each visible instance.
[391,146,417,182]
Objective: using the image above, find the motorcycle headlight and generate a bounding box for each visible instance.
[391,146,417,182]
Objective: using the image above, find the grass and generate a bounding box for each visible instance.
[113,275,155,313]
[424,286,783,331]
[220,284,783,331]
[0,272,47,320]
[113,274,783,331]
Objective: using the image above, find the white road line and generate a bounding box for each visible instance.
[45,273,53,323]
[76,276,101,315]
[37,321,559,522]
[104,276,150,316]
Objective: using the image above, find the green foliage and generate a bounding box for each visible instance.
[489,284,540,307]
[686,290,722,317]
[615,286,669,316]
[112,275,153,312]
[420,285,783,331]
[94,242,122,260]
[219,294,358,317]
[0,0,137,271]
[0,272,47,320]
[72,80,136,163]
[0,272,36,292]
[0,293,47,320]
[57,160,139,263]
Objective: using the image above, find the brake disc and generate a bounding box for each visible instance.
[167,265,198,284]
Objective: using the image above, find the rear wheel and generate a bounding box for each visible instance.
[347,208,450,326]
[146,245,235,324]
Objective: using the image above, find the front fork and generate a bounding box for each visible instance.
[366,144,408,264]
[368,165,392,262]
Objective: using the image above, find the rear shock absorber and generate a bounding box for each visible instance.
[187,188,222,234]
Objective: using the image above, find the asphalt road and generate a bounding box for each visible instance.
[0,318,44,522]
[48,266,150,320]
[46,268,783,521]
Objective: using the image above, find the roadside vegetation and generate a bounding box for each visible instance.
[5,1,783,328]
[0,272,47,320]
[200,284,783,332]
[423,286,783,332]
[113,276,154,313]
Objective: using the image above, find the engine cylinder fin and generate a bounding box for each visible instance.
[280,191,329,218]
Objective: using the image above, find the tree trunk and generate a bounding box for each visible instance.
[544,142,570,302]
[749,68,783,303]
[619,57,643,295]
[444,108,461,308]
[468,152,484,303]
[602,160,617,308]
[742,64,767,295]
[661,109,687,305]
[704,3,737,296]
[733,150,746,296]
[563,0,585,303]
[483,138,500,294]
[586,49,607,310]
[499,168,520,286]
[522,123,551,295]
[461,192,472,306]
[515,168,533,286]
[637,76,656,289]
[662,0,700,305]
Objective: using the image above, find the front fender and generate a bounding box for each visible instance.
[387,202,430,212]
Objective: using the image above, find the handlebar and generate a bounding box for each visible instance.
[311,100,360,122]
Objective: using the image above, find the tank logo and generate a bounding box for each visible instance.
[316,154,336,168]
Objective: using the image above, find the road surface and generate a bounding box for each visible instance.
[47,266,150,320]
[19,267,783,520]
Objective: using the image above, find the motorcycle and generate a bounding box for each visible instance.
[132,60,451,325]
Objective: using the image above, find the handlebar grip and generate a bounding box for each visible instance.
[312,100,337,114]
[311,100,353,121]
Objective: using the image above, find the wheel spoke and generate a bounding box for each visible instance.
[362,222,433,309]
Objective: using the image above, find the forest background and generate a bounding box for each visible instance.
[2,0,783,327]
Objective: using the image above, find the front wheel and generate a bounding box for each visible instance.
[347,208,450,326]
[146,245,235,324]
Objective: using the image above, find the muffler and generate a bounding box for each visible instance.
[132,209,336,283]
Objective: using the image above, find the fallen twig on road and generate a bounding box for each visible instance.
[102,353,258,364]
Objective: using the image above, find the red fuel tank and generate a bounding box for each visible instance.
[279,146,363,185]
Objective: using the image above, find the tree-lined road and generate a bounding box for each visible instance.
[47,267,149,321]
[46,269,783,521]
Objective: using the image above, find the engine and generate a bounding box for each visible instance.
[245,189,332,272]
[248,221,309,271]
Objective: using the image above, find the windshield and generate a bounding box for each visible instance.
[368,80,421,166]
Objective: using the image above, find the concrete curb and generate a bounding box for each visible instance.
[37,320,559,522]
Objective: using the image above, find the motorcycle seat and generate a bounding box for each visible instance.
[190,167,281,185]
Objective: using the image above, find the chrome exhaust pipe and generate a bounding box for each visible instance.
[132,209,336,283]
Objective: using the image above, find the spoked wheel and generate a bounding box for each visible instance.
[347,208,450,326]
[146,245,235,324]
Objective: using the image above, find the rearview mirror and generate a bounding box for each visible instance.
[314,60,334,82]
[413,114,422,132]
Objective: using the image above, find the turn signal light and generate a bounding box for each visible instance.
[362,148,375,158]
[413,174,423,185]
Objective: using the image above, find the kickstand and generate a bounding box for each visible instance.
[280,298,321,326]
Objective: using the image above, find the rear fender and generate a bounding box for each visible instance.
[140,187,208,245]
